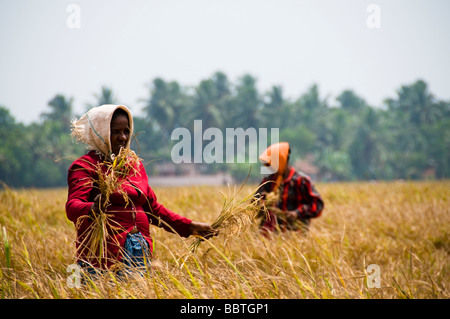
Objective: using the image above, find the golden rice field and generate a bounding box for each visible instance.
[0,181,448,299]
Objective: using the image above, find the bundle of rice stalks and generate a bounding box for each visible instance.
[76,208,121,266]
[94,147,142,207]
[264,189,280,208]
[75,147,142,265]
[188,171,267,253]
[260,189,294,224]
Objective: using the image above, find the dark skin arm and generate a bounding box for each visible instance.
[189,221,219,239]
[89,194,107,217]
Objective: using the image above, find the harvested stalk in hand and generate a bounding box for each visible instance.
[188,170,265,253]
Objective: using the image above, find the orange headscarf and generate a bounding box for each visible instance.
[259,142,290,189]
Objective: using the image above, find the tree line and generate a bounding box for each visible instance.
[0,71,448,187]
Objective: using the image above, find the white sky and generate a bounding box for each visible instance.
[1,0,449,124]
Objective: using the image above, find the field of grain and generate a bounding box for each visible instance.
[0,181,448,299]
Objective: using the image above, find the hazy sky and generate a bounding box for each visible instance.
[1,0,449,124]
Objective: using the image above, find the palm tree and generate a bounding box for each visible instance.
[86,86,118,111]
[41,94,73,130]
[261,85,284,128]
[143,78,188,138]
[229,74,262,129]
[336,89,368,112]
[189,79,224,129]
[384,80,449,179]
[386,79,435,127]
[212,71,231,100]
[96,86,117,106]
[348,108,382,180]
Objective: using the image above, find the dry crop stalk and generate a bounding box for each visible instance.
[264,189,280,207]
[188,170,267,253]
[96,147,142,206]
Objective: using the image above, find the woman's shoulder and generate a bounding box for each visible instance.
[291,169,314,187]
[69,150,102,171]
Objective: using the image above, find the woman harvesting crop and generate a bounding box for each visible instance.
[66,104,218,272]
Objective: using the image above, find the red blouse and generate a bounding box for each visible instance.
[66,150,192,268]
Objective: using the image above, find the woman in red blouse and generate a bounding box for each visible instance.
[66,104,217,270]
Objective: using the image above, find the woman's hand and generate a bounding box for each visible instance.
[89,194,107,218]
[189,221,219,240]
[285,210,298,223]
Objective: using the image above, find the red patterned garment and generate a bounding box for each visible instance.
[257,166,324,234]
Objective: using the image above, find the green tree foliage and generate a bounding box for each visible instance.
[0,76,448,188]
[348,108,382,180]
[0,107,25,187]
[86,86,118,112]
[229,74,263,129]
[383,80,449,179]
[1,95,83,188]
[41,94,73,132]
[143,78,189,138]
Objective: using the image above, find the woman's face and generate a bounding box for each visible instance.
[110,114,130,156]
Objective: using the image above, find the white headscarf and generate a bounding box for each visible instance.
[70,104,134,158]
